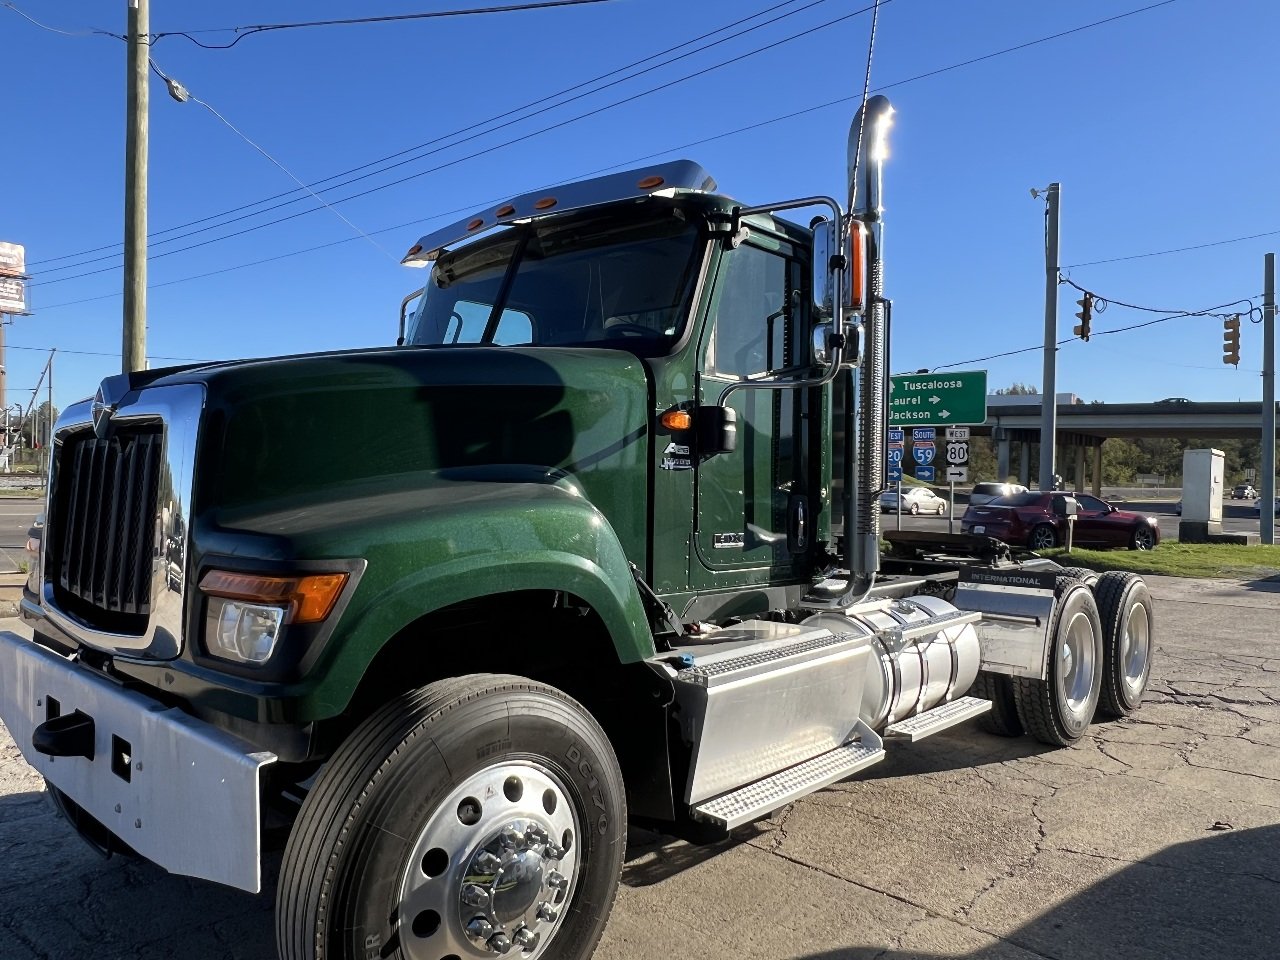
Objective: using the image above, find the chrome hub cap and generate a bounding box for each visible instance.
[398,763,580,960]
[1121,601,1150,697]
[1058,611,1097,723]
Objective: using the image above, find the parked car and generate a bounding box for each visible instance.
[1253,497,1280,517]
[967,481,1029,506]
[961,491,1161,551]
[880,486,948,515]
[1232,484,1259,500]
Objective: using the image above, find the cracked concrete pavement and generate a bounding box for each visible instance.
[2,574,1279,960]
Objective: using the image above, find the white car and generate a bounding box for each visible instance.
[1253,498,1280,517]
[880,486,948,515]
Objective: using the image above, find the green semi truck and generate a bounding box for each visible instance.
[0,97,1154,960]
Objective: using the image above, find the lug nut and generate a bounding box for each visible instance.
[546,871,567,891]
[476,850,503,873]
[536,902,559,923]
[513,926,538,950]
[500,825,524,849]
[525,825,548,845]
[544,843,563,861]
[462,883,490,907]
[466,917,495,942]
[488,932,513,955]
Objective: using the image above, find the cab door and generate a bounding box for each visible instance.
[692,234,813,585]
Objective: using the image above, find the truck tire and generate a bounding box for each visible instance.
[1094,572,1154,718]
[969,671,1023,738]
[1013,580,1104,746]
[1057,566,1098,587]
[277,675,626,960]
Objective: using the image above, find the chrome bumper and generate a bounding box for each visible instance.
[0,631,276,893]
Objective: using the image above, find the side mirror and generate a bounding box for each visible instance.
[695,405,738,457]
[812,323,834,366]
[812,219,838,318]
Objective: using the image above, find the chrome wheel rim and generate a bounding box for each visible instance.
[1121,601,1150,698]
[1134,527,1154,550]
[1057,611,1097,724]
[1031,527,1055,549]
[397,762,582,959]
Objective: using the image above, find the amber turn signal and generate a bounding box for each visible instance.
[660,409,693,431]
[199,570,348,624]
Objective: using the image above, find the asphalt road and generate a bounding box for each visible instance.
[0,499,39,575]
[2,574,1279,960]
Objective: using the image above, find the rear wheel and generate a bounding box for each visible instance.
[936,502,946,516]
[910,503,920,516]
[1013,580,1104,746]
[969,671,1023,738]
[1094,572,1154,718]
[277,675,626,960]
[1028,524,1057,550]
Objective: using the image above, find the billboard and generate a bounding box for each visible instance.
[0,242,27,314]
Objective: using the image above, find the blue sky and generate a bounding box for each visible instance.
[6,0,1278,412]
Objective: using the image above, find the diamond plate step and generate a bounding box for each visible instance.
[884,695,991,742]
[691,722,884,830]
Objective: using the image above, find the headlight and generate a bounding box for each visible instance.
[206,599,285,664]
[199,569,349,665]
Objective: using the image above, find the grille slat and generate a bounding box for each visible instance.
[50,428,163,633]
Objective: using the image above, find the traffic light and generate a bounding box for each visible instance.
[1223,315,1241,366]
[1073,293,1092,341]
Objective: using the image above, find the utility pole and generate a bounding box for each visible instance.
[122,0,149,373]
[1263,252,1276,545]
[1038,183,1061,491]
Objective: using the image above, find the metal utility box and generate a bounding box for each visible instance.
[1182,448,1224,524]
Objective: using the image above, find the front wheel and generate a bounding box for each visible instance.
[1013,580,1104,746]
[277,675,626,960]
[936,503,946,516]
[1130,524,1156,551]
[910,503,920,516]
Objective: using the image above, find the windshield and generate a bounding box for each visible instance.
[407,207,703,353]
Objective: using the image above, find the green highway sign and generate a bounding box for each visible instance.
[889,370,988,426]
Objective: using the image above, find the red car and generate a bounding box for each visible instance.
[961,492,1160,551]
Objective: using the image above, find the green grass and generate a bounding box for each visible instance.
[0,487,45,500]
[1042,542,1280,580]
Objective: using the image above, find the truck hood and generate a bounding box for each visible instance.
[145,345,654,561]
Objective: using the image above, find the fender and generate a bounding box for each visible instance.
[209,467,657,721]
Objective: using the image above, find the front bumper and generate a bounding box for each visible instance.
[0,631,276,892]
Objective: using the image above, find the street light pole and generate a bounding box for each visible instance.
[122,0,149,373]
[1038,183,1061,492]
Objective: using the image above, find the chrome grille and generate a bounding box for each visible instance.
[51,428,162,630]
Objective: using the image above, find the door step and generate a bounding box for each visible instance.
[691,722,884,830]
[883,695,991,742]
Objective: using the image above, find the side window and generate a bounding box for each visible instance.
[1078,495,1107,512]
[705,243,797,378]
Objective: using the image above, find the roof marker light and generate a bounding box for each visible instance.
[638,175,665,189]
[496,204,516,217]
[534,197,558,210]
[466,217,484,231]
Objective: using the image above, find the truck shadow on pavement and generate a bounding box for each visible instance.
[790,823,1280,960]
[0,789,278,960]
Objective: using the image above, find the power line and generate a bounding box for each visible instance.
[931,295,1257,372]
[154,1,617,50]
[7,343,200,361]
[1066,227,1280,269]
[0,1,123,40]
[148,60,399,263]
[31,0,843,275]
[34,3,1188,310]
[30,0,1175,284]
